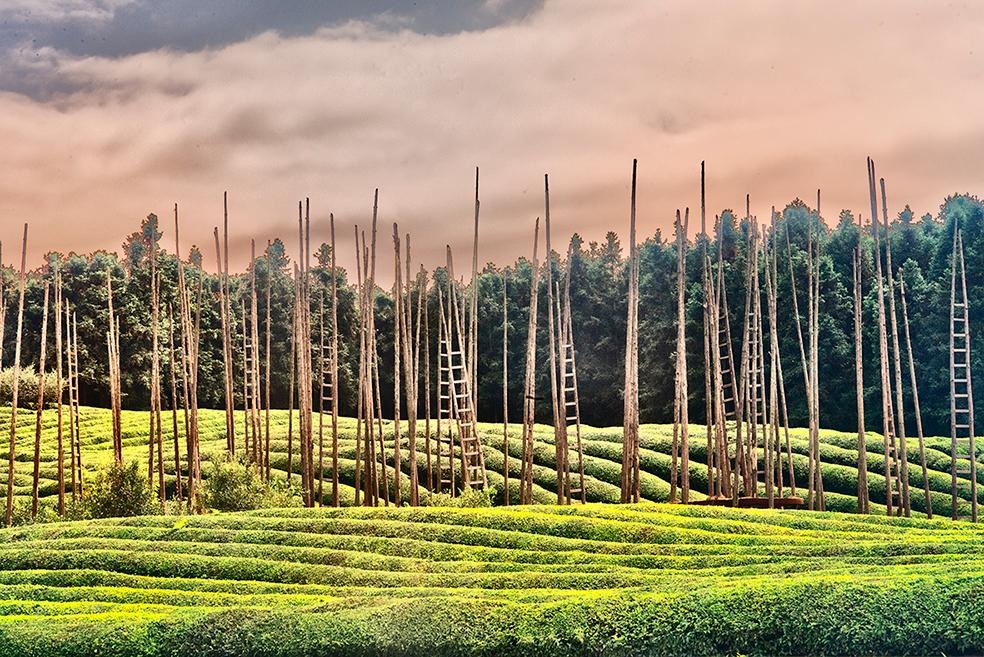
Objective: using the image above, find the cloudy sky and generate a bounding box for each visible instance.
[1,0,981,277]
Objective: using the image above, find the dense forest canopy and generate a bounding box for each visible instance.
[2,193,982,437]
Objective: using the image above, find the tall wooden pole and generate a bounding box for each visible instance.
[853,232,869,514]
[869,159,900,516]
[55,267,65,515]
[423,272,433,493]
[880,178,912,516]
[544,175,568,503]
[673,209,690,502]
[167,305,183,503]
[520,218,541,505]
[5,224,28,526]
[30,281,50,519]
[899,276,931,517]
[700,162,714,497]
[621,159,640,503]
[330,216,340,506]
[392,224,404,506]
[264,241,273,480]
[502,274,510,505]
[470,167,480,417]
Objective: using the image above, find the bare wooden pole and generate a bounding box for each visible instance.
[853,232,869,514]
[175,205,201,506]
[520,218,541,505]
[329,216,340,506]
[869,159,900,516]
[899,276,931,517]
[221,194,236,455]
[167,305,183,503]
[423,273,433,493]
[287,273,297,483]
[673,209,691,502]
[544,174,568,503]
[470,167,480,417]
[880,178,912,516]
[54,267,65,515]
[621,159,640,503]
[5,225,28,526]
[392,224,404,506]
[264,241,272,481]
[502,273,510,505]
[30,281,50,519]
[353,230,364,503]
[106,265,122,463]
[700,162,714,498]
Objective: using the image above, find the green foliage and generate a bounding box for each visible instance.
[202,456,300,512]
[0,368,62,407]
[0,504,983,655]
[81,460,155,519]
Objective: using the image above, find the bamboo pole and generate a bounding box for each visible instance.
[30,281,50,519]
[673,209,690,502]
[470,167,480,417]
[176,206,201,506]
[330,216,340,507]
[392,224,404,506]
[423,272,433,493]
[898,276,931,517]
[5,224,28,526]
[501,272,513,497]
[869,159,900,516]
[70,311,83,498]
[287,273,297,484]
[544,175,568,503]
[55,267,65,515]
[66,300,78,503]
[853,232,869,514]
[621,159,640,503]
[167,305,183,503]
[264,241,272,481]
[880,178,912,516]
[520,218,541,505]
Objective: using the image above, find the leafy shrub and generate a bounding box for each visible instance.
[82,460,155,519]
[202,456,300,511]
[0,367,62,407]
[423,486,497,508]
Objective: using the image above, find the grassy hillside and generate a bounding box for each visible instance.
[2,405,981,517]
[0,503,983,655]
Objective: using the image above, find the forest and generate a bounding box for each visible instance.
[1,192,981,438]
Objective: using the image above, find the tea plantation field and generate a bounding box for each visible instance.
[3,406,981,517]
[1,504,984,655]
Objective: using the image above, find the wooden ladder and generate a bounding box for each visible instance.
[950,228,978,521]
[445,278,488,490]
[241,300,261,463]
[436,286,456,494]
[559,276,586,503]
[318,292,334,501]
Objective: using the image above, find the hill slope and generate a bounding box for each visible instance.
[0,407,984,516]
[2,406,981,516]
[0,504,983,655]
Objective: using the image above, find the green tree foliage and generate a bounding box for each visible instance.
[1,194,982,436]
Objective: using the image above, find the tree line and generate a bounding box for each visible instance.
[1,192,981,438]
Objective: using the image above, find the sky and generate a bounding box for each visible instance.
[0,0,982,279]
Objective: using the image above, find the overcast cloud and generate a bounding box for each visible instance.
[0,0,981,279]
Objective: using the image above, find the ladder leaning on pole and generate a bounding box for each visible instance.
[950,228,977,521]
[436,286,456,494]
[558,273,586,503]
[444,274,488,490]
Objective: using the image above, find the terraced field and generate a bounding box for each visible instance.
[1,504,983,655]
[4,406,983,516]
[4,406,981,517]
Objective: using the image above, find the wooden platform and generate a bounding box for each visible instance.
[690,496,804,509]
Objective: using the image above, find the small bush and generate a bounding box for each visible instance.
[202,456,300,511]
[423,486,497,508]
[82,460,155,519]
[0,367,62,407]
